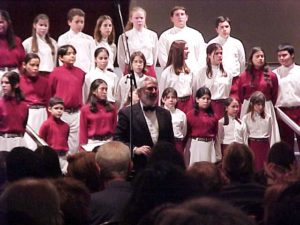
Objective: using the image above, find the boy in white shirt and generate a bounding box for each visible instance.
[273,44,300,150]
[58,8,95,73]
[208,16,245,80]
[158,6,206,71]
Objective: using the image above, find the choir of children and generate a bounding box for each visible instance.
[1,6,296,171]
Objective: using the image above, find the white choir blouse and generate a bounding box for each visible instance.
[22,35,58,72]
[218,116,247,145]
[194,65,232,100]
[208,36,245,77]
[117,27,158,72]
[95,39,116,71]
[83,67,119,103]
[158,26,206,71]
[159,65,193,102]
[273,63,300,107]
[166,107,187,139]
[242,112,273,145]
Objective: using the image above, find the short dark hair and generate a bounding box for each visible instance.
[170,6,187,17]
[57,45,76,58]
[49,96,64,107]
[24,53,40,64]
[277,43,295,55]
[223,143,254,182]
[67,8,85,21]
[268,141,296,170]
[215,16,231,28]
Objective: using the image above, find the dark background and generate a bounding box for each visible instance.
[1,0,300,64]
[0,0,130,43]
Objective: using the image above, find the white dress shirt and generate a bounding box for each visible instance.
[159,65,193,101]
[95,39,116,70]
[58,29,95,73]
[158,26,206,71]
[242,112,273,145]
[194,65,232,100]
[166,106,187,139]
[208,36,245,77]
[83,67,119,103]
[141,102,159,145]
[273,63,300,107]
[117,27,158,72]
[218,116,247,145]
[22,35,57,72]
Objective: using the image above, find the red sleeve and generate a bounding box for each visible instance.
[49,70,57,97]
[230,74,242,103]
[79,107,88,145]
[39,122,48,142]
[270,71,279,105]
[15,37,25,71]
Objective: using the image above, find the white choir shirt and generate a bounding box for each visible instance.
[140,101,159,145]
[194,65,232,100]
[158,26,206,71]
[273,63,300,107]
[22,35,58,72]
[208,36,245,77]
[165,106,187,139]
[116,72,151,108]
[242,112,273,145]
[159,65,193,102]
[95,39,116,71]
[218,116,247,145]
[83,67,119,103]
[117,27,158,72]
[58,29,95,73]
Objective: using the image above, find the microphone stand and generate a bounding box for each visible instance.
[115,1,137,161]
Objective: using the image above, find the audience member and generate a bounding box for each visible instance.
[0,151,8,193]
[122,162,194,225]
[34,146,62,178]
[5,147,42,182]
[266,181,300,225]
[147,141,185,170]
[53,177,91,225]
[181,197,256,225]
[0,178,63,225]
[139,197,256,225]
[220,142,265,224]
[187,161,222,196]
[90,141,133,225]
[66,151,100,193]
[257,141,298,186]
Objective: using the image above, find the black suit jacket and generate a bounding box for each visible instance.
[90,181,132,225]
[114,103,174,171]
